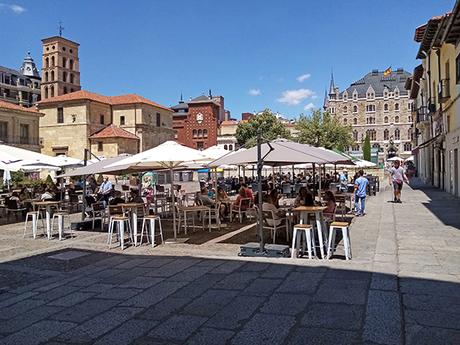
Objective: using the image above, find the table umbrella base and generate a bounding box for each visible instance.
[239,242,290,258]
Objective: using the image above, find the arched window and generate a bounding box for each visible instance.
[192,129,197,138]
[203,129,208,137]
[384,116,389,123]
[404,142,412,151]
[353,105,358,113]
[366,129,376,141]
[343,118,348,125]
[50,85,54,97]
[62,57,67,68]
[229,144,233,151]
[44,87,48,99]
[51,56,55,67]
[394,128,400,140]
[44,72,48,82]
[51,71,55,81]
[408,129,412,140]
[69,59,74,70]
[408,116,412,122]
[198,129,203,138]
[384,129,389,140]
[70,74,74,84]
[224,144,228,150]
[395,103,400,111]
[45,57,49,68]
[353,130,358,141]
[353,117,357,125]
[384,103,388,111]
[63,87,67,94]
[395,116,399,123]
[63,71,67,82]
[372,143,380,150]
[343,93,347,101]
[343,106,348,113]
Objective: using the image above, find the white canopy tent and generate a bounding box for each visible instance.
[107,141,209,239]
[387,156,404,162]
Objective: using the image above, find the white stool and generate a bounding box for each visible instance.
[291,224,316,259]
[140,215,164,247]
[51,212,72,240]
[108,216,133,250]
[327,221,352,260]
[24,211,44,239]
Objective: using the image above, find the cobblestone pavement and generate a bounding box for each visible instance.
[0,180,459,344]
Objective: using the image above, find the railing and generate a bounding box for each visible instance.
[0,136,40,146]
[416,106,429,123]
[438,79,450,102]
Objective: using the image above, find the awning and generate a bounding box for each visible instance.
[415,134,440,150]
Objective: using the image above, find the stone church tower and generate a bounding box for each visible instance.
[40,36,81,99]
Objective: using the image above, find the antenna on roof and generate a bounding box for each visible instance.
[180,93,183,102]
[208,89,212,99]
[58,21,64,37]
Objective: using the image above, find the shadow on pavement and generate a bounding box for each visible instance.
[0,248,459,345]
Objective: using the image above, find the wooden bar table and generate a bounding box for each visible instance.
[33,201,60,239]
[293,205,327,259]
[119,202,145,246]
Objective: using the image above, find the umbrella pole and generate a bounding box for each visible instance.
[257,133,265,252]
[170,168,177,240]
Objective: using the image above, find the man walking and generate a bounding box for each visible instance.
[354,170,369,216]
[388,160,409,203]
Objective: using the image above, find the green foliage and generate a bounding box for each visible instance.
[295,110,353,150]
[11,171,25,185]
[235,109,291,147]
[363,134,371,161]
[45,174,54,185]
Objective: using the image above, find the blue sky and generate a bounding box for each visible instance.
[0,0,455,119]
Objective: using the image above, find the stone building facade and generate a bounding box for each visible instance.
[0,53,41,107]
[38,90,174,159]
[325,69,414,163]
[172,93,226,150]
[0,100,43,152]
[41,36,81,99]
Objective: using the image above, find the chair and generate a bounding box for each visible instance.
[6,199,26,221]
[107,215,133,250]
[291,223,316,259]
[51,211,72,240]
[89,202,107,230]
[327,221,352,260]
[23,205,45,239]
[262,210,289,244]
[282,183,293,197]
[230,198,252,223]
[140,213,164,247]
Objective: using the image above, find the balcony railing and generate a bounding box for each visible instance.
[438,79,450,102]
[0,136,40,146]
[416,106,430,123]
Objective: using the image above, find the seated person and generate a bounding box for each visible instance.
[262,194,286,226]
[269,189,280,208]
[128,190,144,203]
[196,187,215,207]
[323,190,337,221]
[241,183,254,202]
[40,188,55,201]
[216,186,230,219]
[233,187,250,210]
[294,187,314,207]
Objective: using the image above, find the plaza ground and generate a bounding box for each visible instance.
[0,180,459,344]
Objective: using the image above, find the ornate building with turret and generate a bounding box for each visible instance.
[0,52,41,107]
[324,69,414,163]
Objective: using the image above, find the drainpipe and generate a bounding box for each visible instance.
[436,48,444,189]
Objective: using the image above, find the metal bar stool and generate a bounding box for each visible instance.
[140,214,164,247]
[108,215,133,250]
[291,223,316,259]
[327,221,352,260]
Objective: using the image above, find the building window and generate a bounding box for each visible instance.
[408,115,412,122]
[19,124,29,144]
[395,89,400,98]
[196,142,204,150]
[63,71,67,82]
[45,57,49,68]
[0,121,7,141]
[365,104,375,113]
[408,129,412,140]
[343,106,348,113]
[100,114,104,125]
[97,141,103,152]
[45,87,49,99]
[404,142,412,151]
[343,118,348,125]
[366,117,375,124]
[57,107,64,123]
[120,116,125,125]
[198,129,203,138]
[343,93,347,101]
[353,117,357,125]
[63,87,67,94]
[384,103,388,112]
[395,103,399,111]
[353,130,358,141]
[456,54,460,84]
[156,113,161,127]
[70,74,74,84]
[229,144,233,150]
[224,144,228,150]
[384,129,389,140]
[384,116,389,123]
[51,56,55,67]
[366,129,376,140]
[45,72,48,82]
[51,71,55,81]
[193,129,197,138]
[353,92,357,101]
[203,129,208,137]
[69,59,74,70]
[329,107,336,114]
[395,116,399,123]
[353,105,358,113]
[62,57,67,68]
[394,128,400,140]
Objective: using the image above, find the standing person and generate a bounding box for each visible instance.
[354,170,369,216]
[388,160,409,203]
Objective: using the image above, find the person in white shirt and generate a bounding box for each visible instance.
[262,194,286,227]
[387,160,409,203]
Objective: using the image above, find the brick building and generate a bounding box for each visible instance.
[172,93,226,150]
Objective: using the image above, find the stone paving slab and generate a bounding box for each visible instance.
[0,180,458,344]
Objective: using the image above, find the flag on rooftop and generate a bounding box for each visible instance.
[383,66,392,77]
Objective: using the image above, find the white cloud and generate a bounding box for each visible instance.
[304,103,316,111]
[0,3,26,13]
[277,88,316,105]
[296,73,311,82]
[248,88,261,96]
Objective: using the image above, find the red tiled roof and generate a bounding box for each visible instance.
[39,90,171,111]
[220,120,238,126]
[89,124,139,140]
[0,100,41,114]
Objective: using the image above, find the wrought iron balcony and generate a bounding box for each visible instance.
[438,79,450,102]
[416,106,430,123]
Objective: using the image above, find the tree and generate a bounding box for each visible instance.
[295,109,353,150]
[235,109,291,147]
[363,134,371,161]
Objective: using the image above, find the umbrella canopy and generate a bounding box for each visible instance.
[51,155,84,168]
[209,140,352,167]
[61,155,136,177]
[387,156,404,162]
[202,145,232,160]
[0,144,57,166]
[404,155,414,162]
[354,159,377,168]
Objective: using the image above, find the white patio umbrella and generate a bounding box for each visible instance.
[404,155,414,162]
[107,141,209,239]
[387,156,404,162]
[354,159,377,168]
[51,154,84,168]
[2,169,11,190]
[0,144,57,166]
